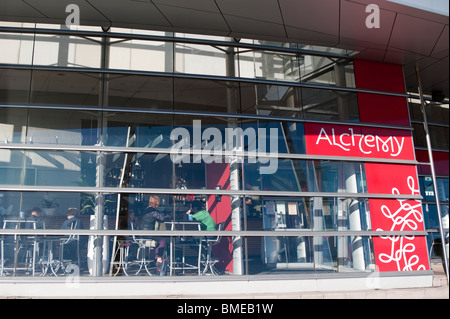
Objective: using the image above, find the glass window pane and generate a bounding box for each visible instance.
[242,119,306,154]
[27,108,101,145]
[310,161,366,193]
[301,57,355,88]
[429,125,449,150]
[409,100,423,122]
[33,35,102,68]
[301,88,359,121]
[103,112,173,148]
[0,68,31,104]
[245,160,366,193]
[23,150,96,187]
[240,83,302,117]
[426,102,448,124]
[437,178,449,202]
[174,78,239,113]
[175,43,233,77]
[0,107,28,144]
[109,38,173,72]
[238,49,300,82]
[0,32,34,65]
[412,123,426,148]
[107,74,173,110]
[30,70,100,106]
[104,153,173,189]
[0,149,26,185]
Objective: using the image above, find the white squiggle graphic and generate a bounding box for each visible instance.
[376,176,427,271]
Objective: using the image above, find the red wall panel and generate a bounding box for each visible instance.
[354,60,410,127]
[365,163,429,272]
[415,149,450,176]
[357,93,410,127]
[205,162,233,273]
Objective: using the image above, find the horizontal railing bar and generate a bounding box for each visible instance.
[0,229,429,237]
[0,185,423,200]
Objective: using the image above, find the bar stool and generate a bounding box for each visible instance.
[201,222,224,275]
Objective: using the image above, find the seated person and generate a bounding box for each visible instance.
[141,196,171,270]
[141,196,171,231]
[60,208,83,262]
[25,207,45,229]
[61,208,83,229]
[186,201,216,231]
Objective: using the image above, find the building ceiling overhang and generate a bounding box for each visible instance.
[1,0,448,97]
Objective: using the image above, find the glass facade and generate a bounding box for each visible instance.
[0,23,444,278]
[409,98,449,261]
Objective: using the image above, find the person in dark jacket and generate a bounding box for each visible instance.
[61,207,83,229]
[141,196,170,271]
[60,208,83,262]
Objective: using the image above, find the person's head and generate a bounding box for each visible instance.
[148,196,160,208]
[67,207,78,219]
[30,207,41,217]
[190,201,204,214]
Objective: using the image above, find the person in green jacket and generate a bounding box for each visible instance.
[186,200,216,231]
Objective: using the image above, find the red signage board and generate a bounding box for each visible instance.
[304,123,415,161]
[305,123,428,272]
[365,163,429,272]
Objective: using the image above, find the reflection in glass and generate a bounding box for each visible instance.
[174,78,240,113]
[175,43,233,77]
[429,125,449,150]
[242,120,305,154]
[240,83,301,117]
[104,153,173,189]
[30,70,100,106]
[33,34,102,68]
[0,68,32,104]
[109,39,173,72]
[103,111,173,148]
[301,87,359,121]
[0,150,29,185]
[238,49,300,82]
[0,32,34,65]
[0,107,28,144]
[255,235,374,274]
[27,108,100,145]
[301,57,355,88]
[22,150,96,187]
[246,160,366,193]
[107,74,173,110]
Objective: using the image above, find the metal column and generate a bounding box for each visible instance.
[416,66,449,282]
